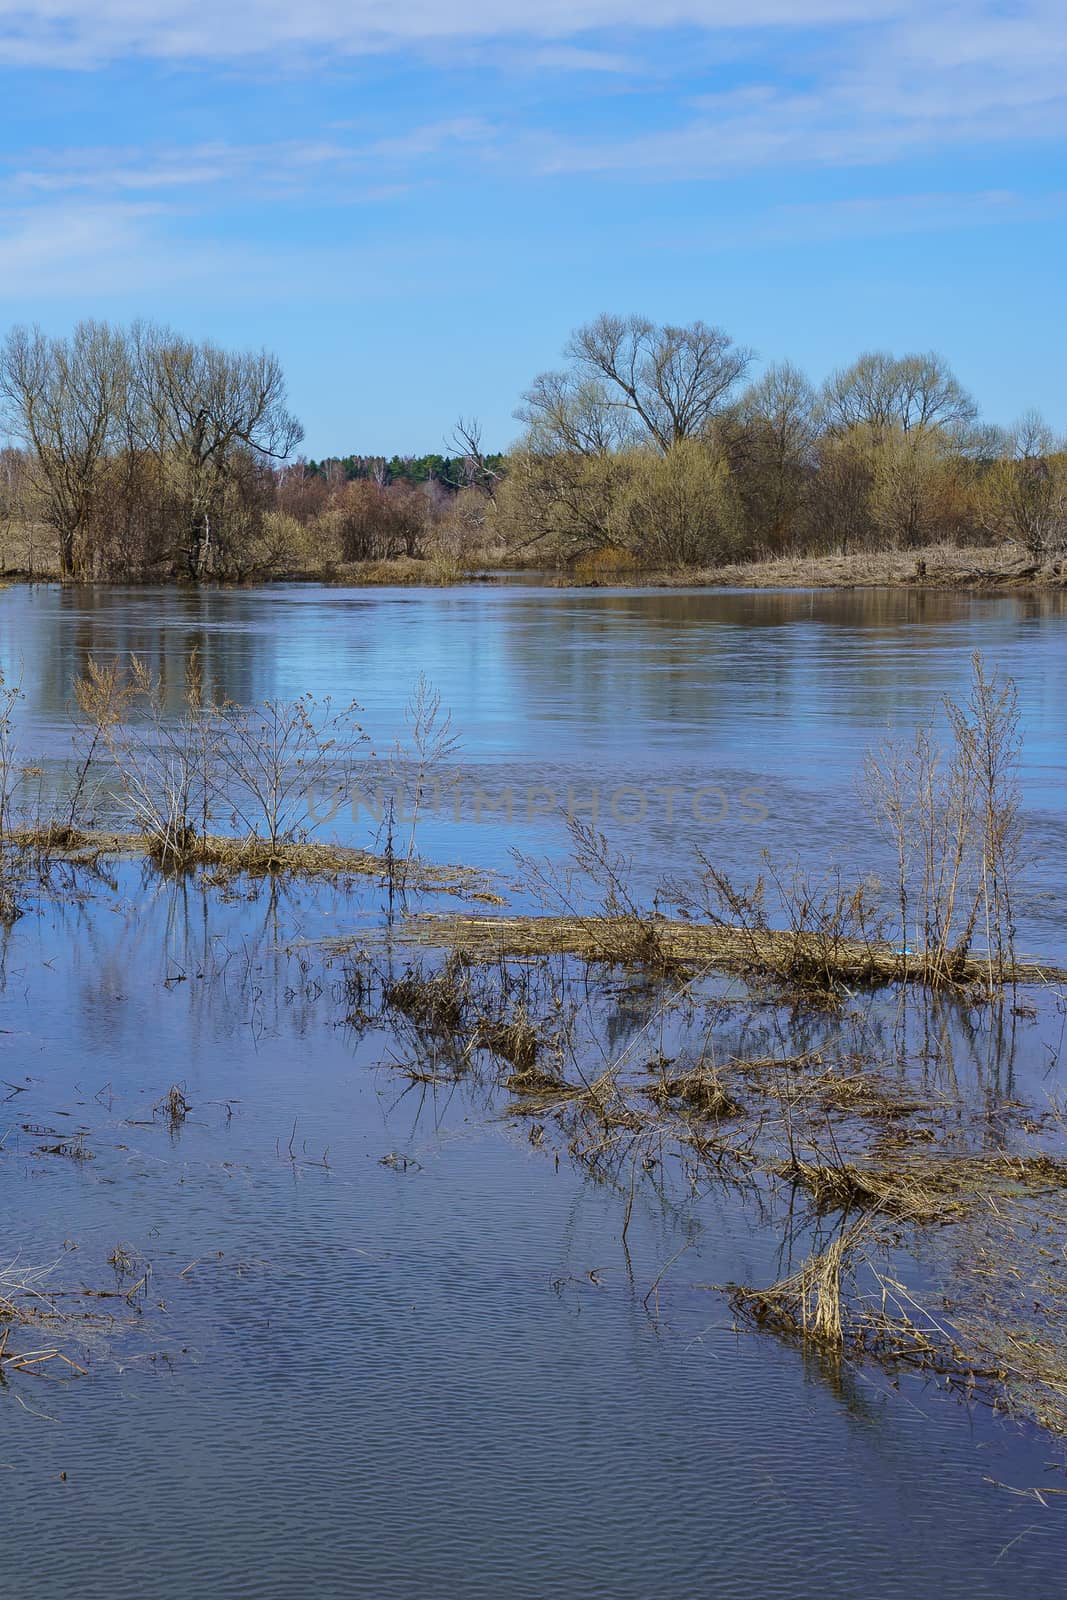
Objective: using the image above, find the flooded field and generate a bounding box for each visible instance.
[2,580,1067,1599]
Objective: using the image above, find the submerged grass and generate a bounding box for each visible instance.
[354,920,1067,1439]
[7,825,500,896]
[729,1159,1067,1436]
[645,1067,745,1121]
[0,1258,125,1382]
[4,647,1067,1445]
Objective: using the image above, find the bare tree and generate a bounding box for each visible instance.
[516,370,632,457]
[130,323,303,579]
[446,416,502,498]
[984,411,1067,556]
[822,351,976,437]
[519,314,754,456]
[0,321,127,579]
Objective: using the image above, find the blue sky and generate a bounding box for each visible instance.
[0,2,1064,455]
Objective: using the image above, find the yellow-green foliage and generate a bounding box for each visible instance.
[612,441,744,567]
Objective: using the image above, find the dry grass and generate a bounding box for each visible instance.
[393,911,1063,986]
[578,544,1067,593]
[505,1063,572,1095]
[7,824,499,895]
[383,956,470,1033]
[736,1055,933,1124]
[329,554,468,586]
[645,1067,744,1121]
[777,1152,1067,1227]
[474,1002,541,1071]
[938,1190,1067,1436]
[365,932,1067,1435]
[0,1259,112,1381]
[155,1084,191,1125]
[783,1159,950,1222]
[731,1158,1067,1434]
[729,1220,872,1347]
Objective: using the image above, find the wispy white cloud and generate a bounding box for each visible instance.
[0,201,193,295]
[1,3,1062,197]
[2,2,1063,305]
[0,195,461,301]
[532,5,1067,175]
[0,121,500,207]
[363,118,498,162]
[0,1,908,69]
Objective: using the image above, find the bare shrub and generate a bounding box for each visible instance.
[864,651,1021,992]
[99,654,224,865]
[667,852,888,1006]
[214,692,366,859]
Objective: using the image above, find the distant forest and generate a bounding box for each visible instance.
[303,452,508,490]
[1,314,1064,582]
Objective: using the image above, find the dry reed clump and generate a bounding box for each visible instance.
[383,956,470,1034]
[902,1151,1067,1202]
[8,823,497,899]
[728,1191,1067,1423]
[645,1068,744,1121]
[474,1001,541,1071]
[782,1159,950,1223]
[777,1152,1067,1230]
[0,1260,95,1380]
[514,817,681,974]
[190,835,384,878]
[807,1071,928,1121]
[730,1223,869,1347]
[505,1063,572,1095]
[745,1055,936,1126]
[727,1219,979,1383]
[663,853,897,1008]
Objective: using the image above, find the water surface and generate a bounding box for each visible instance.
[2,581,1067,1599]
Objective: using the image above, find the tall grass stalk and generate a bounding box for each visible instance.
[390,672,461,886]
[0,668,22,918]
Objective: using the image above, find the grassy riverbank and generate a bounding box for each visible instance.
[545,542,1067,593]
[4,541,1065,594]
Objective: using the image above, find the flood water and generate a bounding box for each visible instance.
[2,580,1067,1599]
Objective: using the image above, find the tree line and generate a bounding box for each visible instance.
[1,314,1064,581]
[0,321,303,581]
[496,314,1067,569]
